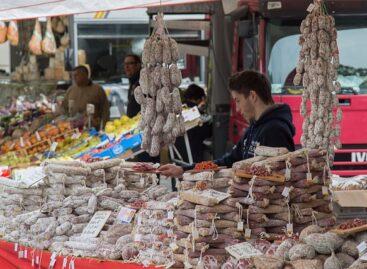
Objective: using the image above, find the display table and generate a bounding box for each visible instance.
[0,240,157,269]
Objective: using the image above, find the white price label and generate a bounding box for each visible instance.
[168,211,174,220]
[245,228,252,239]
[287,223,293,236]
[307,3,315,13]
[50,142,58,152]
[267,1,282,10]
[62,257,68,269]
[192,228,199,240]
[237,221,244,231]
[117,207,136,224]
[282,187,291,198]
[24,249,27,259]
[357,241,367,254]
[225,242,262,260]
[70,260,75,269]
[32,258,35,267]
[82,211,111,238]
[169,242,179,251]
[184,261,193,269]
[14,243,18,251]
[18,250,24,259]
[36,256,40,265]
[35,131,41,141]
[87,104,95,114]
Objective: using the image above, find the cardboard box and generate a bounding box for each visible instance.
[333,190,367,220]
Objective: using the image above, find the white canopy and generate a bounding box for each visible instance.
[0,0,216,21]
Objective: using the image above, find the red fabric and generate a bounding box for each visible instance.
[0,240,157,269]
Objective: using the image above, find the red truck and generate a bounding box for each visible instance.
[229,0,367,175]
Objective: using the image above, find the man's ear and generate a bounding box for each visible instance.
[249,90,257,102]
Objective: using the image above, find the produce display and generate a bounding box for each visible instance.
[136,12,185,157]
[232,146,335,237]
[294,0,342,160]
[104,115,140,137]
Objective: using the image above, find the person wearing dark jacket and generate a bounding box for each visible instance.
[158,70,296,177]
[124,54,141,118]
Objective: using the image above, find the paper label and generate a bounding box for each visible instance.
[307,172,313,182]
[36,256,40,264]
[225,242,262,260]
[18,250,23,259]
[14,243,18,251]
[322,186,329,196]
[71,132,81,140]
[82,211,111,238]
[166,261,176,268]
[24,249,27,259]
[70,260,75,269]
[35,131,41,141]
[87,103,95,114]
[182,106,201,122]
[170,242,179,251]
[201,189,230,203]
[307,3,315,13]
[245,228,252,239]
[134,234,143,242]
[62,257,68,269]
[267,1,282,10]
[285,169,291,181]
[282,187,291,198]
[50,142,58,152]
[237,221,244,231]
[192,228,199,240]
[287,223,294,236]
[184,261,193,269]
[168,211,174,220]
[117,207,136,224]
[32,258,35,267]
[20,137,25,147]
[357,241,367,254]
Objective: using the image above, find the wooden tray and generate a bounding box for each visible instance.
[185,166,226,174]
[235,169,285,183]
[331,223,367,236]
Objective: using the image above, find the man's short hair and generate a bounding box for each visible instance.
[124,54,141,64]
[184,84,206,101]
[73,65,89,75]
[229,70,274,105]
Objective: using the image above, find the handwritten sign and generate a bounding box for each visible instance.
[117,207,136,224]
[82,211,111,238]
[201,189,230,203]
[225,242,262,260]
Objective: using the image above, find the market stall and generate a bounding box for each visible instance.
[1,0,367,269]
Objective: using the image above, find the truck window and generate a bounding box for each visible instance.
[267,24,367,95]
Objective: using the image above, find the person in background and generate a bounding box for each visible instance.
[175,84,212,163]
[124,54,142,118]
[159,70,296,178]
[63,65,110,130]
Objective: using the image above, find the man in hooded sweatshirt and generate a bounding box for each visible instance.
[158,70,295,177]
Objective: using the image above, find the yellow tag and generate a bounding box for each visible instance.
[237,221,244,231]
[245,228,252,239]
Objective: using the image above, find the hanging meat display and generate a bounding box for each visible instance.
[136,13,185,157]
[294,0,342,162]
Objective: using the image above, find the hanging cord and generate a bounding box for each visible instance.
[311,210,318,226]
[210,213,219,240]
[246,176,256,202]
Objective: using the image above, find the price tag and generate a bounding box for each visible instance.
[14,243,18,251]
[169,241,179,251]
[20,137,25,147]
[307,172,313,182]
[225,242,262,260]
[237,221,244,232]
[50,142,58,152]
[192,228,199,240]
[71,132,81,140]
[62,257,68,269]
[166,261,176,268]
[70,260,75,269]
[267,1,282,10]
[287,223,293,236]
[245,228,252,239]
[285,169,291,181]
[36,256,40,265]
[18,250,24,259]
[49,252,57,268]
[117,207,136,224]
[282,187,291,198]
[32,257,35,267]
[35,131,41,141]
[87,104,95,114]
[322,186,329,196]
[357,241,367,254]
[168,211,174,220]
[307,3,315,13]
[24,249,27,259]
[82,211,111,238]
[134,234,143,242]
